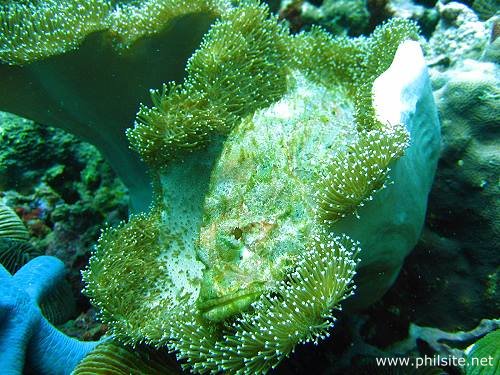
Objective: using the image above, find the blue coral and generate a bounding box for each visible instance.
[0,256,99,375]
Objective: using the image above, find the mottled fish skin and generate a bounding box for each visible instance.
[195,74,356,321]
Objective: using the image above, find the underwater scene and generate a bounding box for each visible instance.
[0,0,498,374]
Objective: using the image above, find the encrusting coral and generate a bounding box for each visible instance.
[81,1,440,373]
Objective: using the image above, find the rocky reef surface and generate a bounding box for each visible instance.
[0,111,128,339]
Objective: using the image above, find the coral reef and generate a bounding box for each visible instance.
[277,0,441,38]
[128,2,290,167]
[0,196,75,326]
[323,314,499,374]
[312,0,499,369]
[426,1,490,67]
[0,112,128,313]
[299,0,371,36]
[387,0,440,38]
[0,0,110,65]
[57,308,108,342]
[348,1,500,342]
[0,0,224,65]
[82,1,439,372]
[0,256,99,374]
[382,51,499,332]
[1,0,495,373]
[423,59,499,328]
[0,238,41,274]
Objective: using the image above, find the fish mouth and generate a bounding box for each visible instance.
[198,288,264,322]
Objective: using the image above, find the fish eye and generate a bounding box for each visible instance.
[231,227,243,240]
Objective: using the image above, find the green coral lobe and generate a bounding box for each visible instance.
[316,127,409,223]
[0,0,110,65]
[82,211,167,344]
[0,0,225,65]
[127,1,290,166]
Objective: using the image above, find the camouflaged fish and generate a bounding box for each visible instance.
[82,2,439,373]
